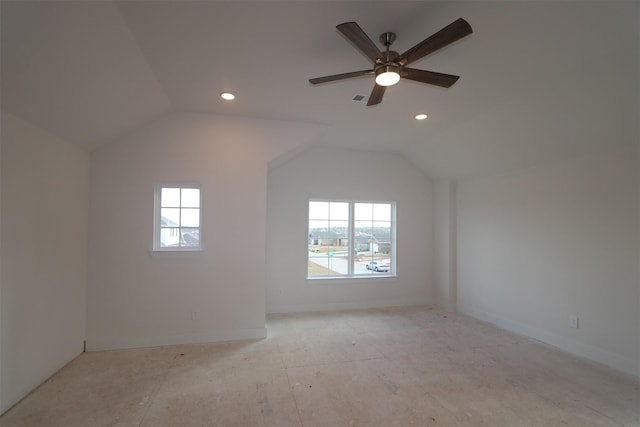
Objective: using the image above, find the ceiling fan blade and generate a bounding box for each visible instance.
[337,22,382,63]
[309,70,373,84]
[367,84,386,106]
[396,18,472,66]
[402,68,460,88]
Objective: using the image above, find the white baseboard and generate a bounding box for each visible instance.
[458,304,640,378]
[267,299,433,314]
[86,327,267,352]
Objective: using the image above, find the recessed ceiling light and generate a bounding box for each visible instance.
[220,92,235,101]
[415,113,428,120]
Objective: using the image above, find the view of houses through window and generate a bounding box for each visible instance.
[308,200,395,278]
[155,185,201,250]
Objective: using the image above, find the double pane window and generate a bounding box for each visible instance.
[308,200,395,278]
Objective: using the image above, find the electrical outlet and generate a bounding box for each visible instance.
[569,315,579,329]
[191,311,199,321]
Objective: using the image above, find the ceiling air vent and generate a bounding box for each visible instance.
[352,94,367,102]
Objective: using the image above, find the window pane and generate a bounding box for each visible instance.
[309,201,328,220]
[372,222,391,239]
[181,228,200,247]
[373,203,391,221]
[373,224,392,256]
[354,220,372,234]
[181,188,200,208]
[161,188,180,207]
[308,251,325,262]
[181,208,200,227]
[308,255,348,277]
[161,208,180,226]
[160,228,180,247]
[308,203,348,276]
[328,220,348,257]
[354,227,374,252]
[308,256,332,277]
[327,253,348,275]
[329,219,348,235]
[354,203,373,221]
[329,202,349,221]
[354,252,372,274]
[309,220,328,231]
[308,250,325,273]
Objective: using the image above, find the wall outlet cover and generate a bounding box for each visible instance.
[569,315,579,329]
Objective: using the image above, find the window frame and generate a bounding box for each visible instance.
[307,199,396,280]
[153,184,202,252]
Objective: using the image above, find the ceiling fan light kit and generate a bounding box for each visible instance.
[310,18,472,106]
[375,64,401,86]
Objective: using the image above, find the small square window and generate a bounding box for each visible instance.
[154,185,201,250]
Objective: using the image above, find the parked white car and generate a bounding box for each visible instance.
[366,260,390,272]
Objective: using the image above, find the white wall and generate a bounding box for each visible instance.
[457,144,640,376]
[87,112,313,350]
[266,147,433,313]
[0,113,3,413]
[433,180,456,311]
[0,112,90,413]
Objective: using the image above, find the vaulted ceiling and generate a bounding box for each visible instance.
[1,1,637,181]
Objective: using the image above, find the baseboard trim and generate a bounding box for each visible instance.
[86,327,267,352]
[458,304,640,378]
[267,299,433,314]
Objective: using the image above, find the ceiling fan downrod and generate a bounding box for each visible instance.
[379,32,397,63]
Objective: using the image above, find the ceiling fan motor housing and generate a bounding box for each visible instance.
[375,63,400,77]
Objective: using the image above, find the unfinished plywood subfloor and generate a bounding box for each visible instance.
[1,306,638,426]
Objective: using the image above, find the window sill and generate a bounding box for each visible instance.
[149,249,203,259]
[307,275,398,283]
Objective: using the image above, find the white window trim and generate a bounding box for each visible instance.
[307,199,397,280]
[152,184,203,252]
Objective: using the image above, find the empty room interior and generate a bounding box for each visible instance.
[0,1,638,425]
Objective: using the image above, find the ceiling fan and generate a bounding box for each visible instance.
[309,18,472,106]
